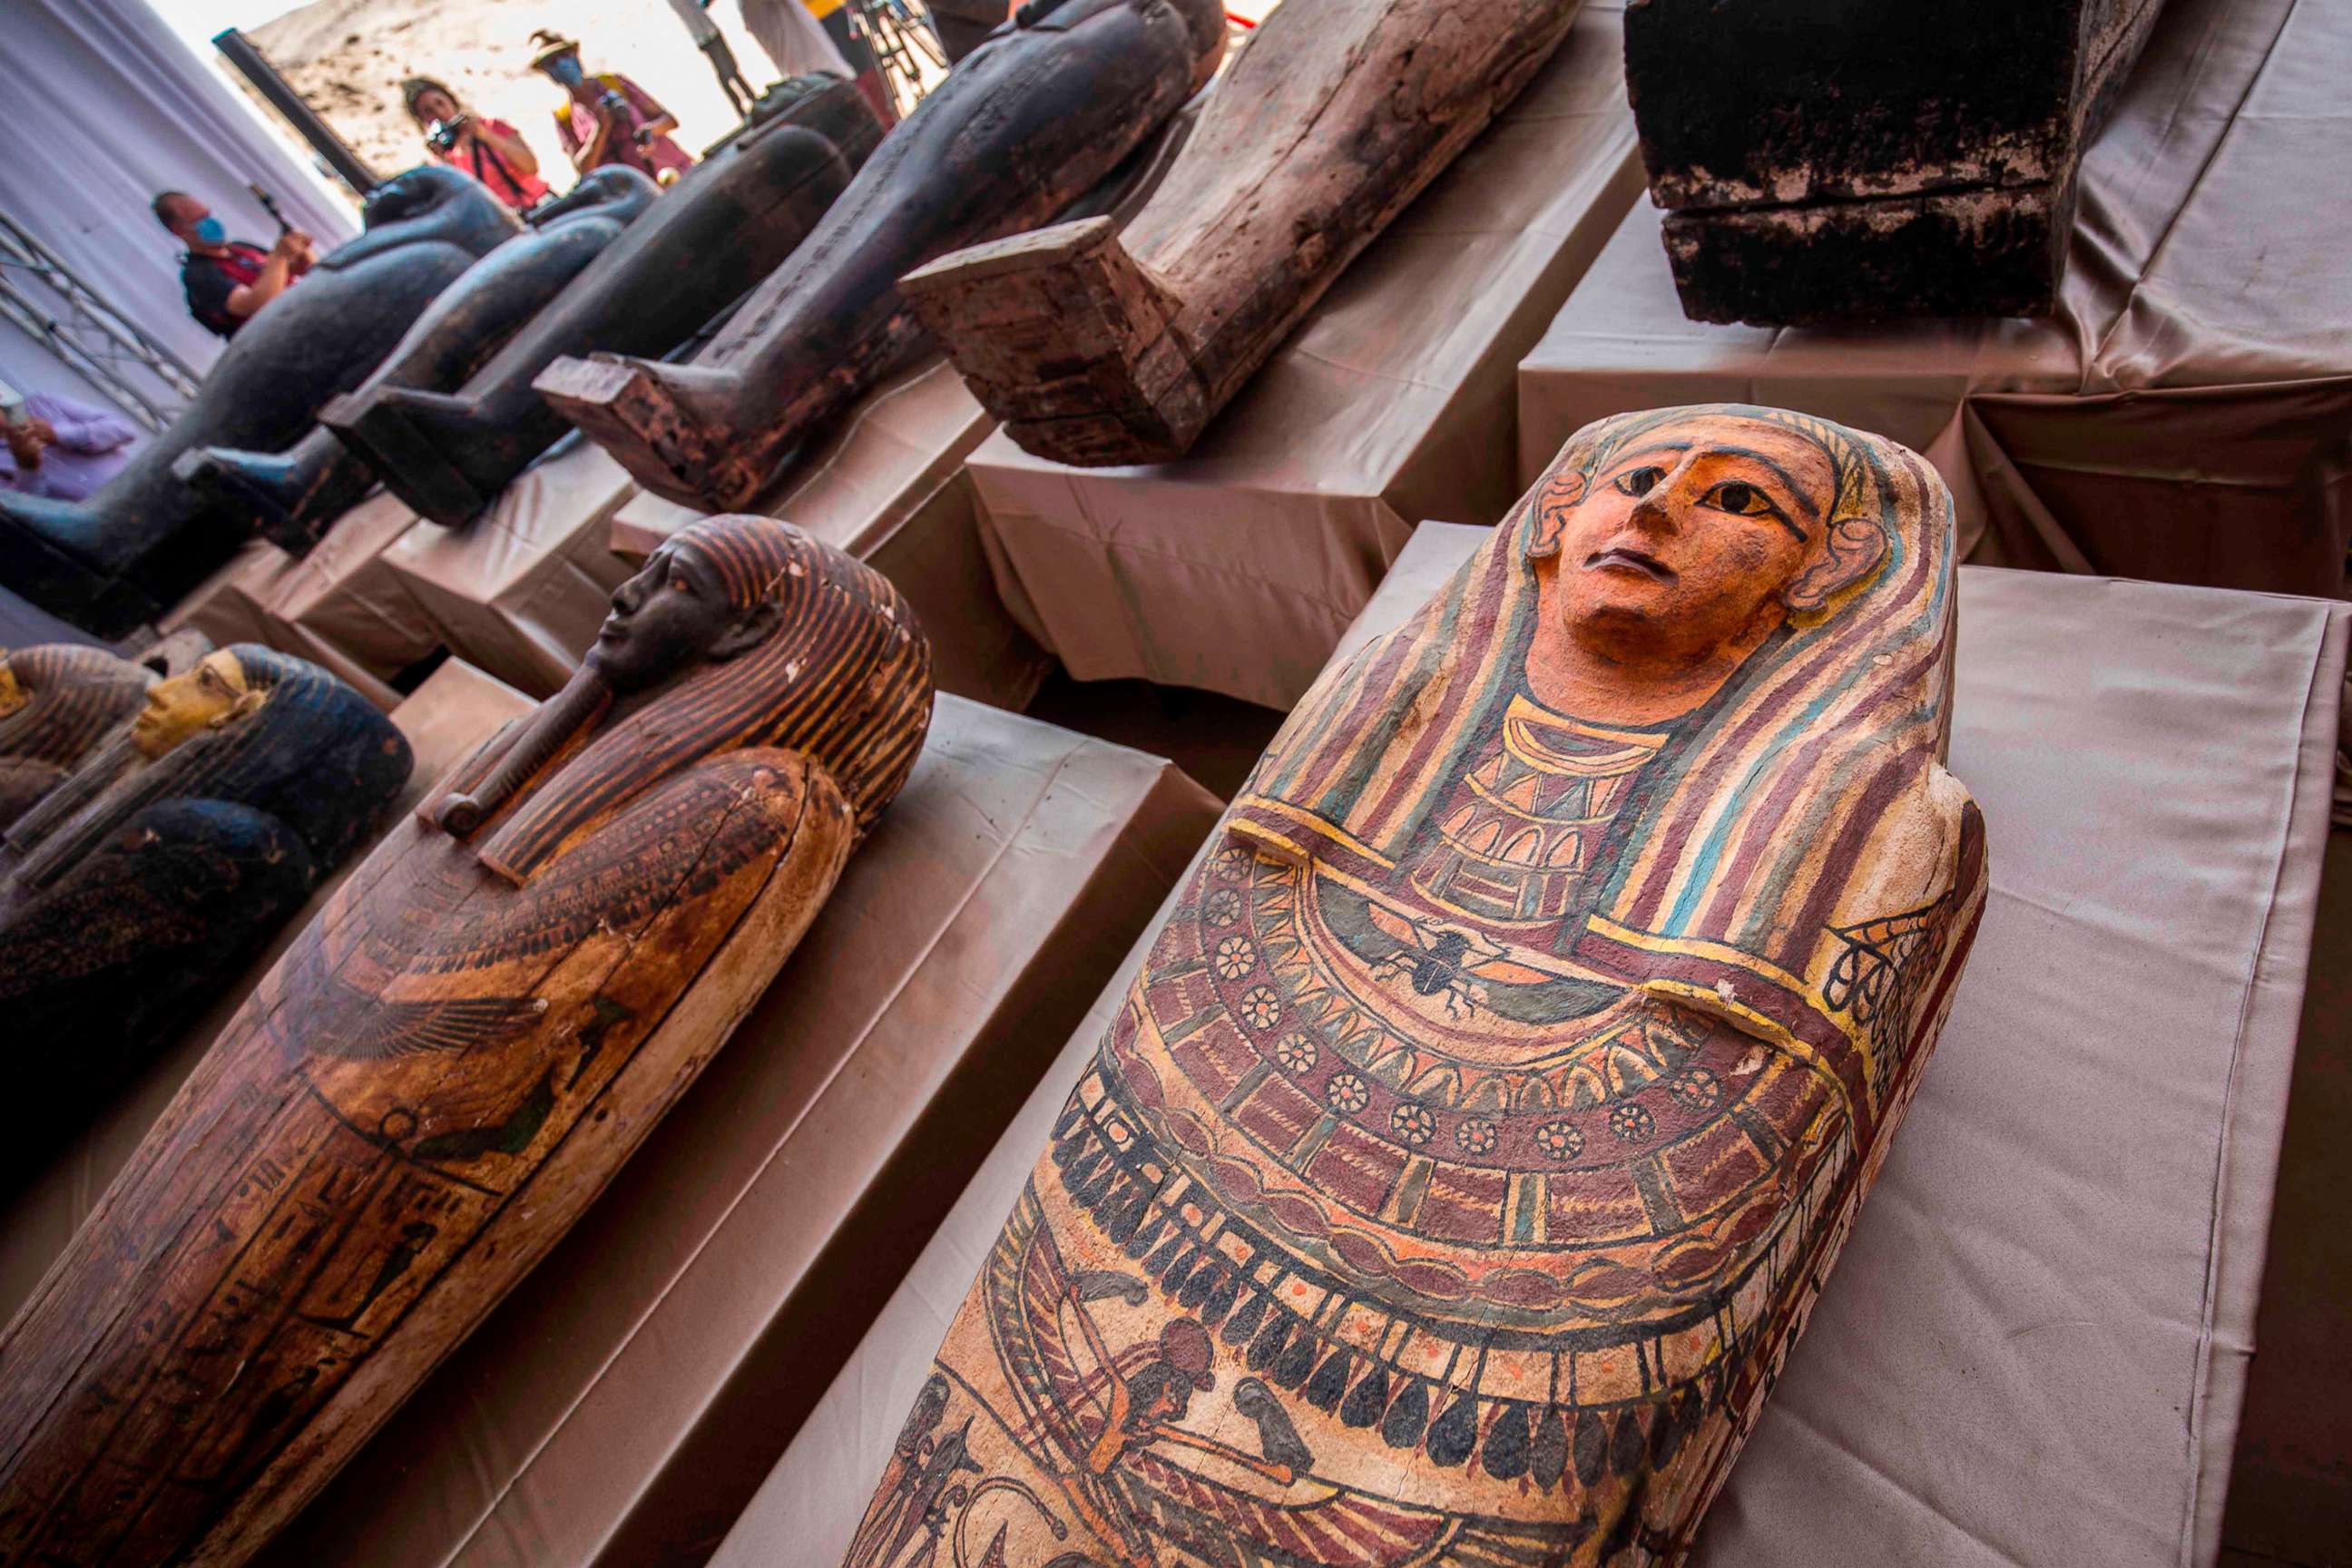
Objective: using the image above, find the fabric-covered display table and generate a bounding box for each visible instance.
[1520,0,2350,598]
[965,0,1643,711]
[0,659,534,1318]
[248,695,1220,1568]
[610,356,1052,710]
[161,490,438,710]
[720,525,2347,1568]
[380,439,641,697]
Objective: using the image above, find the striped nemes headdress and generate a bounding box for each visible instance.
[1235,405,1980,1132]
[480,514,935,880]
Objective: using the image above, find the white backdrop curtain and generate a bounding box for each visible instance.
[0,0,359,417]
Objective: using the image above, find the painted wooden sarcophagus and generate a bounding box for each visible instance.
[0,515,933,1566]
[845,405,1986,1565]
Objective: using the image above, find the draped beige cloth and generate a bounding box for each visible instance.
[723,529,2347,1568]
[163,491,440,711]
[1520,0,2350,599]
[380,441,642,698]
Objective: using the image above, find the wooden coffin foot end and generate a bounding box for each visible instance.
[320,387,494,531]
[903,216,1208,469]
[534,356,760,511]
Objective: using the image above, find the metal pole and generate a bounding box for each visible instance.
[0,210,201,431]
[663,0,759,120]
[211,28,381,198]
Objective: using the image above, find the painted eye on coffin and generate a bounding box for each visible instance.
[1703,480,1803,540]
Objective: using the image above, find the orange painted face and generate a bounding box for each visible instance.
[1529,416,1846,672]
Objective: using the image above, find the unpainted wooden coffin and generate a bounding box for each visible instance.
[900,0,1583,466]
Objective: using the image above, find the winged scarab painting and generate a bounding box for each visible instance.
[847,405,1986,1565]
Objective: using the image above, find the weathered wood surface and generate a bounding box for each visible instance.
[1627,0,2169,324]
[535,0,1226,511]
[327,76,884,530]
[0,645,410,1185]
[901,0,1580,467]
[0,644,152,829]
[0,169,518,638]
[845,406,1986,1564]
[0,516,933,1567]
[173,168,658,555]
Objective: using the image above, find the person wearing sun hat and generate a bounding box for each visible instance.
[529,30,695,184]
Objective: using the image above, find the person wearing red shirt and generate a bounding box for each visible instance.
[403,76,551,213]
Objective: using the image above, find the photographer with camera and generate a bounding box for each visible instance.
[403,76,550,213]
[530,32,694,185]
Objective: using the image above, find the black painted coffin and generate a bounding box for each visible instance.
[324,74,884,528]
[1626,0,2167,323]
[0,169,518,636]
[176,167,659,554]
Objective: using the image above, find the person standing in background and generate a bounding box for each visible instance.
[152,191,313,339]
[786,0,897,123]
[0,387,141,503]
[733,0,852,81]
[530,32,696,184]
[926,0,1014,63]
[403,76,551,213]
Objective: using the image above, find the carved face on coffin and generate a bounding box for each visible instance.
[591,537,783,696]
[1524,413,1887,719]
[131,649,257,758]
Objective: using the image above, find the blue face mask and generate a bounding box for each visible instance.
[547,55,583,87]
[191,216,227,246]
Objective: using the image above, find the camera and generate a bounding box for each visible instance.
[426,116,466,152]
